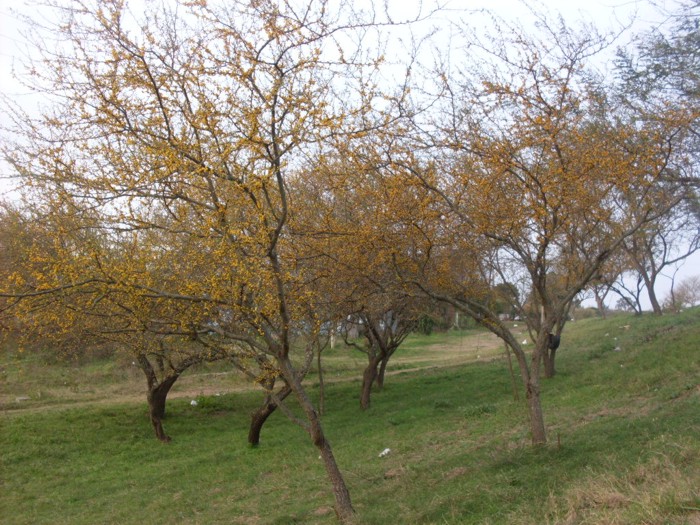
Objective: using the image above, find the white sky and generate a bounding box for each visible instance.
[0,0,697,307]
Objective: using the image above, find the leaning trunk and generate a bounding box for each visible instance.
[647,286,663,315]
[278,356,354,522]
[147,375,179,443]
[360,356,380,410]
[248,383,292,447]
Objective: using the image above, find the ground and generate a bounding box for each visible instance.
[1,327,513,414]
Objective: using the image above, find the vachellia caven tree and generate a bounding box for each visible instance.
[612,1,700,314]
[0,0,429,519]
[291,143,432,411]
[0,199,303,444]
[394,13,695,445]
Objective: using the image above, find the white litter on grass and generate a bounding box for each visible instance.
[522,340,528,345]
[378,448,391,458]
[190,399,198,406]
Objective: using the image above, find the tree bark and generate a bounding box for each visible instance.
[543,348,557,379]
[594,289,607,319]
[248,383,292,447]
[647,285,663,315]
[360,356,380,410]
[375,355,389,390]
[278,356,354,522]
[317,346,325,416]
[511,338,547,445]
[147,375,179,443]
[526,378,547,444]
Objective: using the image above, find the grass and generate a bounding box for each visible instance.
[1,309,699,524]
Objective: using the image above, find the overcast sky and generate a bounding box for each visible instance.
[0,0,696,307]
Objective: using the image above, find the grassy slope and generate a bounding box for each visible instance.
[1,309,699,524]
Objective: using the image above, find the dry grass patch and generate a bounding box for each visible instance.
[539,442,700,525]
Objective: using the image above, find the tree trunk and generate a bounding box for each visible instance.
[360,357,380,410]
[594,290,607,319]
[511,339,547,445]
[317,346,325,416]
[278,356,354,522]
[543,348,557,378]
[147,375,178,443]
[543,332,561,379]
[248,383,292,447]
[526,378,547,444]
[318,433,354,524]
[647,286,663,315]
[375,355,389,391]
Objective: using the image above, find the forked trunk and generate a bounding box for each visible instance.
[594,291,607,319]
[278,356,354,522]
[375,356,389,390]
[147,375,178,443]
[248,383,292,446]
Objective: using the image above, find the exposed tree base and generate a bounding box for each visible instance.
[248,383,292,446]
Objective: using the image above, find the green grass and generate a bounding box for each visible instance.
[1,309,699,524]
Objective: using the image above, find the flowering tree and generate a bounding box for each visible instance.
[399,14,690,444]
[0,0,418,518]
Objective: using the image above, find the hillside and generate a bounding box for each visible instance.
[1,309,699,524]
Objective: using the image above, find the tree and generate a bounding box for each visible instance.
[0,0,413,518]
[341,304,418,410]
[614,2,700,314]
[664,274,700,311]
[288,123,433,411]
[0,201,236,442]
[615,1,700,143]
[620,197,700,314]
[399,13,689,444]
